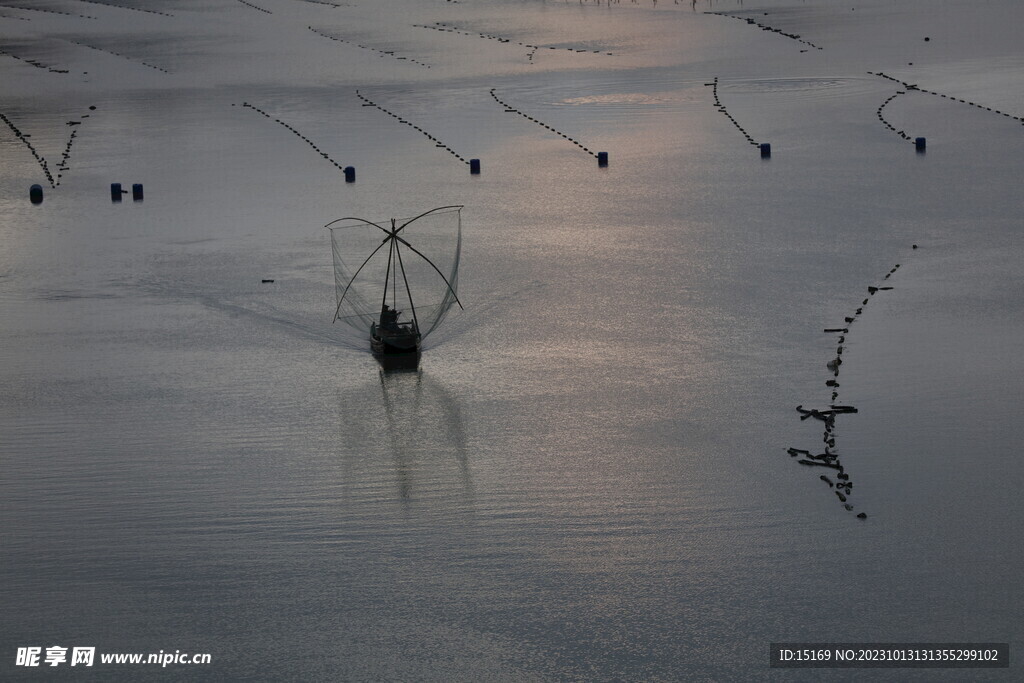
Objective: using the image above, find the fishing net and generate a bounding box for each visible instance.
[329,206,462,340]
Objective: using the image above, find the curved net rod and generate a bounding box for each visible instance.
[328,206,462,340]
[332,234,390,324]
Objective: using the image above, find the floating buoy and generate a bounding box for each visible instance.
[29,184,43,204]
[597,151,608,167]
[760,142,771,158]
[261,279,274,283]
[915,137,926,152]
[132,183,143,201]
[111,182,122,202]
[343,166,355,183]
[469,158,480,174]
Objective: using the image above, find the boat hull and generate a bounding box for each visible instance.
[371,331,421,367]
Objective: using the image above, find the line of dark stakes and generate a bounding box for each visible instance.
[870,72,1024,125]
[706,76,761,149]
[489,88,598,158]
[0,4,95,18]
[298,0,350,7]
[68,40,170,73]
[355,90,469,166]
[875,90,917,142]
[2,105,96,188]
[309,27,431,68]
[0,9,30,21]
[237,102,348,173]
[788,249,918,518]
[0,47,70,73]
[77,0,173,16]
[415,22,614,62]
[235,0,272,14]
[707,11,823,51]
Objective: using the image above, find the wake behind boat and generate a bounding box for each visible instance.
[328,206,463,367]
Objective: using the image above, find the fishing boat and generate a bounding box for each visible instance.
[371,304,420,358]
[328,206,463,367]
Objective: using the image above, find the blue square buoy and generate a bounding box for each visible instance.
[915,137,926,152]
[470,158,480,174]
[760,143,771,158]
[343,166,356,183]
[597,151,608,167]
[29,184,43,204]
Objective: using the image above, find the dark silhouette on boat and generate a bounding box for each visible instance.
[372,305,420,365]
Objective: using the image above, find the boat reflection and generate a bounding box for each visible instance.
[335,369,472,505]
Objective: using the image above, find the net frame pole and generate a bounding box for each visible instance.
[380,223,395,316]
[332,233,391,324]
[394,236,420,334]
[326,205,464,332]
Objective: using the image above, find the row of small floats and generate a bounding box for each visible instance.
[28,182,145,204]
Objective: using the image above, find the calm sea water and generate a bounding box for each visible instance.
[2,0,1022,679]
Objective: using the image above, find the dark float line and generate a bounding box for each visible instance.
[0,47,70,73]
[414,22,614,63]
[875,90,912,142]
[707,76,762,150]
[308,27,431,68]
[0,8,31,20]
[237,102,349,174]
[75,0,173,16]
[66,39,171,73]
[707,11,823,51]
[1,105,96,188]
[788,253,916,518]
[0,3,95,18]
[870,71,1024,132]
[297,0,350,7]
[488,88,598,158]
[355,90,470,166]
[235,0,271,14]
